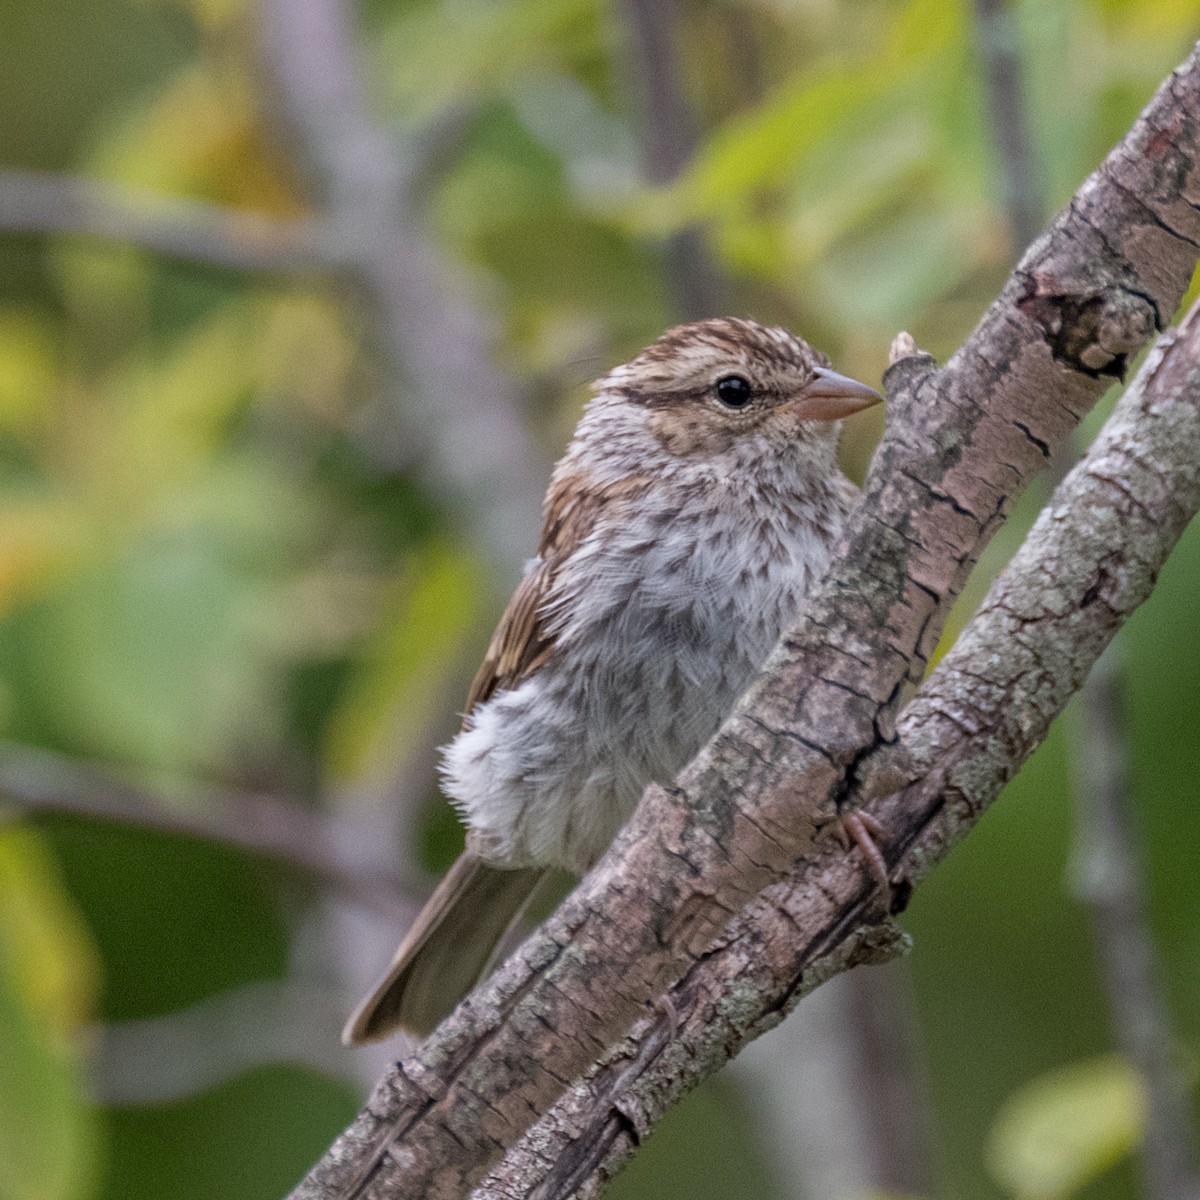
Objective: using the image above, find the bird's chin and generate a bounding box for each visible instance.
[773,405,839,444]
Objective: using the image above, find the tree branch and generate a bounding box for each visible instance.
[285,43,1200,1200]
[477,291,1200,1198]
[0,168,324,272]
[618,0,726,319]
[0,741,417,920]
[255,0,546,579]
[1067,649,1200,1200]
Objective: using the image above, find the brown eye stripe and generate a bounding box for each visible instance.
[616,378,799,410]
[610,383,711,408]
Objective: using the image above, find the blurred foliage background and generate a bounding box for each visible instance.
[0,0,1198,1197]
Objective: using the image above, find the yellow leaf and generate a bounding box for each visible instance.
[0,312,57,435]
[0,504,90,618]
[325,544,483,784]
[0,824,101,1041]
[0,823,101,1200]
[986,1055,1144,1200]
[59,300,265,526]
[88,62,305,216]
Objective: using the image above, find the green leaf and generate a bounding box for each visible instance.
[38,815,287,1024]
[23,451,333,775]
[380,0,603,119]
[640,0,965,228]
[985,1054,1144,1200]
[813,202,981,327]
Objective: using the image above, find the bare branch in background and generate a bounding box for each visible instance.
[618,0,726,319]
[89,978,360,1104]
[842,959,937,1195]
[732,978,877,1200]
[0,741,418,919]
[286,47,1200,1200]
[974,0,1045,251]
[975,10,1200,1195]
[0,169,324,272]
[1067,650,1200,1200]
[250,0,558,1089]
[733,964,936,1200]
[255,0,545,579]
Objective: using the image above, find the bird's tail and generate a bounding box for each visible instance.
[342,852,547,1044]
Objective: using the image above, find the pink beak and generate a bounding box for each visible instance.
[789,366,882,421]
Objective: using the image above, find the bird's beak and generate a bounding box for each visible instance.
[789,367,882,421]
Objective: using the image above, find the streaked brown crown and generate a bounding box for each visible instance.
[595,317,828,408]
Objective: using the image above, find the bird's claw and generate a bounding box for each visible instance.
[655,993,680,1040]
[834,809,892,892]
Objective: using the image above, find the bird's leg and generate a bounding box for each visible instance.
[833,739,922,892]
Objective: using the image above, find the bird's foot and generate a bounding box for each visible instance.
[834,809,892,892]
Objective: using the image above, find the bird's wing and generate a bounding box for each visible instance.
[462,559,556,713]
[462,466,652,718]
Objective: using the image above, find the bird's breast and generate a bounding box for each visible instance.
[551,489,832,768]
[441,477,843,872]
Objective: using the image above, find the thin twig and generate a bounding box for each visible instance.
[1067,648,1200,1200]
[0,741,416,919]
[974,0,1045,251]
[842,960,937,1195]
[0,168,325,272]
[618,0,725,319]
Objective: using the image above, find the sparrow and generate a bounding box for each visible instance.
[343,317,882,1044]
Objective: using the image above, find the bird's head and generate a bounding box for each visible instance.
[591,317,880,462]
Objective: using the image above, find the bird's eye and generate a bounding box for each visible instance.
[715,375,753,409]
